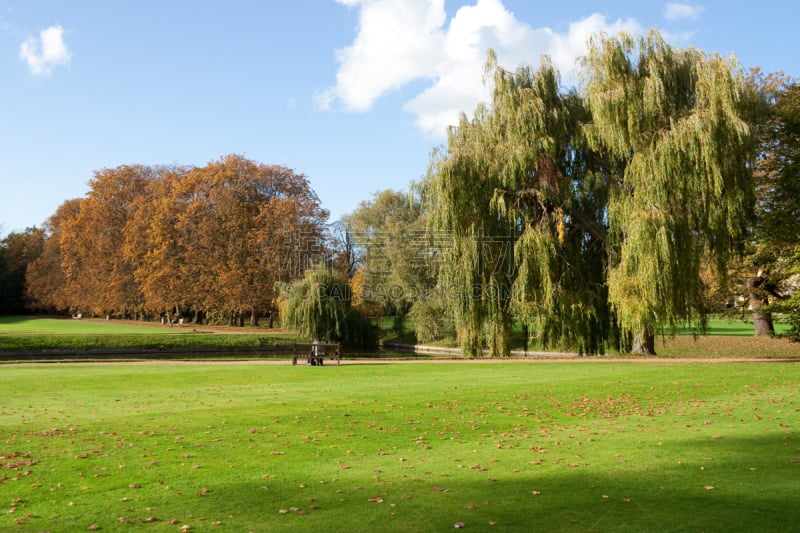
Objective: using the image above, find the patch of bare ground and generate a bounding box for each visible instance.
[656,333,800,359]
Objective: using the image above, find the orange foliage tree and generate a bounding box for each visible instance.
[26,155,328,325]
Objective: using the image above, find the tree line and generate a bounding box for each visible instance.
[1,29,798,353]
[342,30,800,355]
[6,154,328,326]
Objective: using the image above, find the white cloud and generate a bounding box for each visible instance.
[321,0,644,138]
[19,25,71,76]
[664,3,705,22]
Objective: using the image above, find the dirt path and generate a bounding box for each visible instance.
[4,356,798,367]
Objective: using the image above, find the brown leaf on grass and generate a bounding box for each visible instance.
[87,525,100,531]
[454,522,466,528]
[704,486,715,490]
[431,486,447,492]
[368,497,384,503]
[128,484,140,489]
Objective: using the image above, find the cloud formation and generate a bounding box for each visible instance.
[20,25,71,76]
[664,3,705,21]
[319,0,642,138]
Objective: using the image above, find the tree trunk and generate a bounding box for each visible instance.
[747,276,774,336]
[250,309,259,327]
[631,328,656,355]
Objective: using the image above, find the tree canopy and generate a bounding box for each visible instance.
[25,155,328,325]
[423,30,759,355]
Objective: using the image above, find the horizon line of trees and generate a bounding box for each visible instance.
[340,30,800,355]
[10,154,329,326]
[2,28,798,354]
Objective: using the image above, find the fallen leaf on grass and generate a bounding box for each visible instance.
[368,497,384,503]
[454,522,466,528]
[704,486,715,490]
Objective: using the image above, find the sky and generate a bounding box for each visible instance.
[1,0,798,236]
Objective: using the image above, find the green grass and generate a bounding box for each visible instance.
[0,316,298,353]
[1,362,798,531]
[673,318,792,337]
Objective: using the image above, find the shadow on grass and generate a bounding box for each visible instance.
[159,432,799,533]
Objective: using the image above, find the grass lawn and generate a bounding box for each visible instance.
[0,316,298,353]
[1,362,798,531]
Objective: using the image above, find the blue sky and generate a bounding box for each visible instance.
[1,0,798,236]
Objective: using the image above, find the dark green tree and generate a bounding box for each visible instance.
[0,227,44,314]
[747,76,800,336]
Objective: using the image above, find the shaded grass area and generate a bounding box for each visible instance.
[1,363,799,531]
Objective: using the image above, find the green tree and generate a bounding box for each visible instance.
[424,30,758,355]
[580,30,758,353]
[747,76,800,336]
[277,265,375,346]
[425,55,610,356]
[0,227,44,314]
[345,189,435,334]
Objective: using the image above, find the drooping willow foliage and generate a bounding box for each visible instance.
[424,30,758,355]
[582,30,758,353]
[276,265,376,347]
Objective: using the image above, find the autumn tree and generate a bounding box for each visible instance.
[26,199,82,313]
[122,155,327,325]
[59,165,155,317]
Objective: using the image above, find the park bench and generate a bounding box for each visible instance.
[291,343,342,366]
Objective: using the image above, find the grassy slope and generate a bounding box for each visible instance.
[1,362,798,532]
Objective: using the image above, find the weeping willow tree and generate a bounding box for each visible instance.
[276,266,376,347]
[581,30,758,353]
[425,55,611,356]
[425,29,757,355]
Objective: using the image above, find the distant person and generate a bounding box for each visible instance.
[310,338,322,366]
